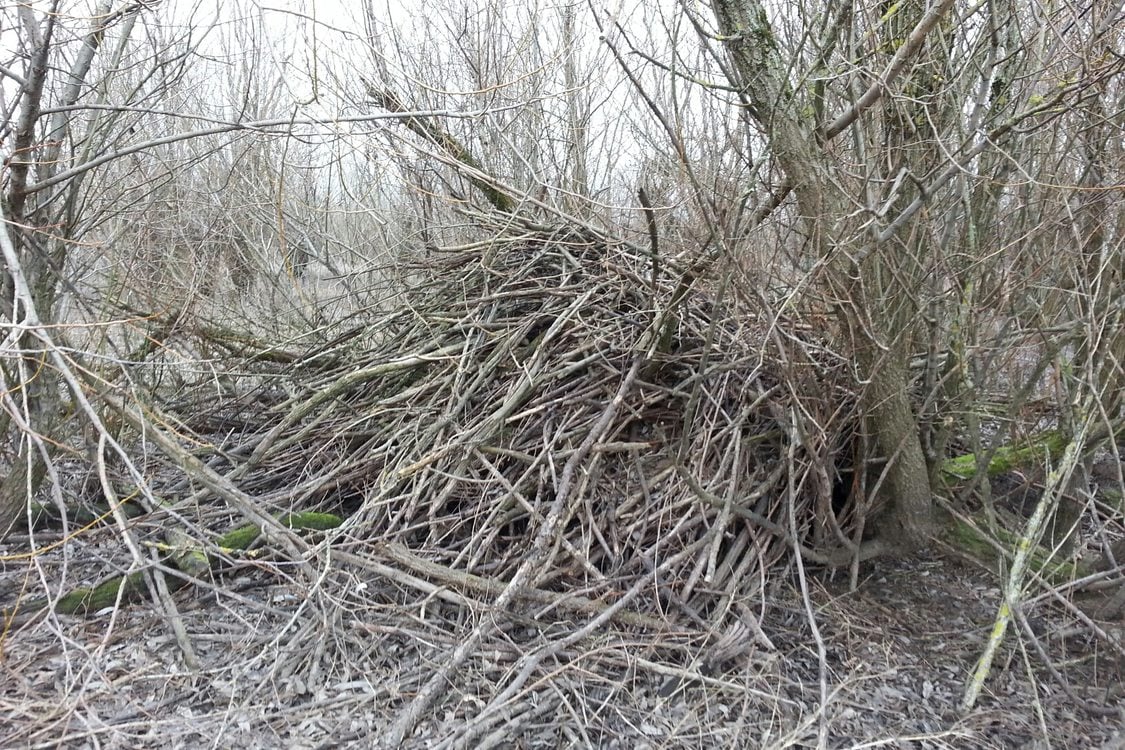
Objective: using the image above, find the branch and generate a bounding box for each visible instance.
[822,0,959,140]
[7,2,60,216]
[875,81,1107,243]
[22,105,530,197]
[41,1,122,177]
[960,395,1098,713]
[366,86,515,213]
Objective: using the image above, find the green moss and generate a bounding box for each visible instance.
[279,511,342,531]
[217,523,263,550]
[749,8,775,49]
[941,514,1085,584]
[46,512,345,619]
[217,511,342,551]
[54,572,148,615]
[942,431,1069,480]
[943,516,996,560]
[174,547,212,579]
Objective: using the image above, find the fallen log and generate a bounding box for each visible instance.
[5,511,342,622]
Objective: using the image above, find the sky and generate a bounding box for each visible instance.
[1,0,709,213]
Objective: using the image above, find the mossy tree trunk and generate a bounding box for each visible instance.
[708,0,956,548]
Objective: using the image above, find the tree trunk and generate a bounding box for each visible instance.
[709,0,946,548]
[858,346,936,544]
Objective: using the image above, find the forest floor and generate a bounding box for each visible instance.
[2,534,1122,749]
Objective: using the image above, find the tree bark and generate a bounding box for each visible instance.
[709,0,946,548]
[857,346,935,544]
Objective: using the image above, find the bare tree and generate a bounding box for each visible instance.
[698,0,1124,551]
[0,1,160,537]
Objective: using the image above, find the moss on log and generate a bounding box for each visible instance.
[8,511,345,621]
[943,418,1125,482]
[216,511,342,551]
[165,528,211,579]
[942,431,1069,481]
[939,512,1086,583]
[53,571,149,615]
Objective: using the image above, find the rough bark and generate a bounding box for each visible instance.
[857,347,936,545]
[710,0,949,547]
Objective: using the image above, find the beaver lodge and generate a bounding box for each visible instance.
[3,208,1122,748]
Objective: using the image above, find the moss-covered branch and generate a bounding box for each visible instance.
[942,417,1125,481]
[217,511,342,551]
[941,430,1069,480]
[6,511,342,623]
[938,512,1085,584]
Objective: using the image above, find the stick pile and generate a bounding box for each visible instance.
[206,215,852,629]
